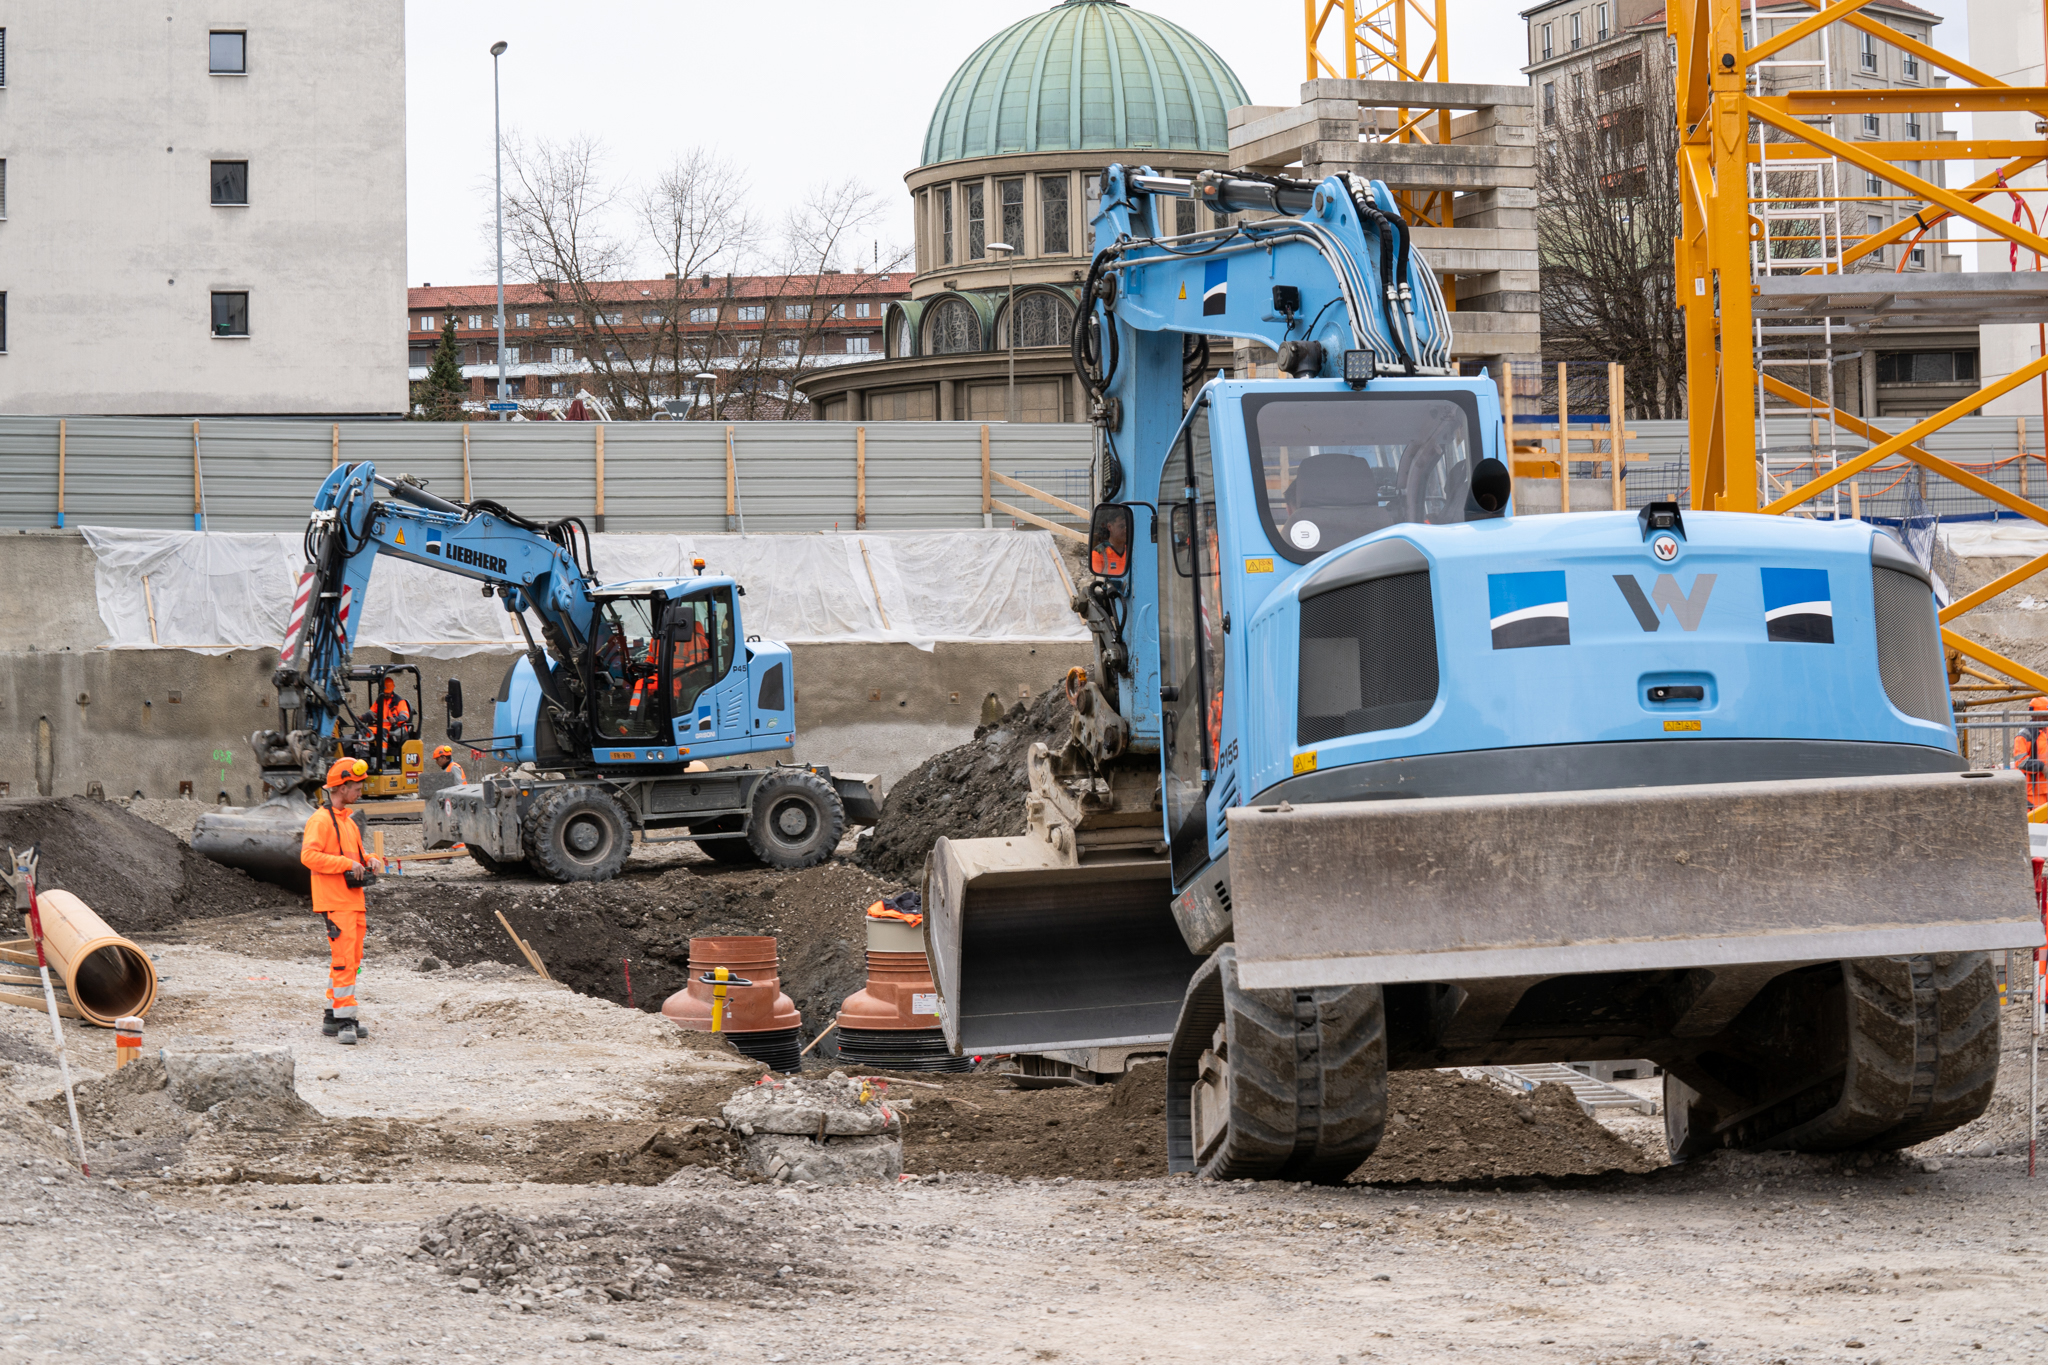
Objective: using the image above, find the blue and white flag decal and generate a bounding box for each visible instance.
[1202,259,1228,316]
[1761,567,1833,643]
[1488,571,1570,649]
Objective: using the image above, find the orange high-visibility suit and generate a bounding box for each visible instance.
[300,805,369,1022]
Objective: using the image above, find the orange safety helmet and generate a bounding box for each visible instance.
[2032,697,2048,713]
[432,745,453,763]
[381,677,397,694]
[325,757,370,789]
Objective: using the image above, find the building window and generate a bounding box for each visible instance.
[546,313,575,326]
[596,312,622,325]
[1595,3,1609,41]
[1862,112,1880,136]
[605,347,626,362]
[549,346,575,364]
[550,380,567,395]
[999,177,1024,252]
[468,314,483,329]
[925,296,981,354]
[846,335,872,354]
[1000,291,1076,349]
[1175,195,1198,236]
[1860,29,1877,72]
[0,159,8,219]
[1905,114,1920,139]
[1541,23,1553,60]
[1569,13,1581,49]
[1876,350,1977,384]
[0,292,7,353]
[0,29,7,88]
[939,186,954,265]
[1597,54,1642,93]
[1866,215,1884,238]
[828,303,845,319]
[210,161,248,206]
[855,302,872,318]
[1903,46,1919,79]
[1543,82,1555,122]
[502,346,520,364]
[737,305,766,322]
[209,31,246,75]
[514,312,530,328]
[736,339,759,358]
[690,307,717,323]
[785,303,811,320]
[1910,247,1925,267]
[779,338,801,356]
[1866,172,1883,194]
[641,312,664,325]
[418,316,435,332]
[1035,175,1070,256]
[965,181,986,259]
[1084,173,1102,229]
[891,310,913,357]
[211,291,249,337]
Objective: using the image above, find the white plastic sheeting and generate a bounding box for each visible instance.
[79,528,1086,656]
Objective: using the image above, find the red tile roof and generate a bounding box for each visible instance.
[409,273,910,310]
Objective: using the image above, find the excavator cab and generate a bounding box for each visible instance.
[341,664,423,799]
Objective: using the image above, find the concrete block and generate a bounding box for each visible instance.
[1299,78,1536,111]
[1226,104,1289,131]
[1455,288,1544,315]
[744,1132,902,1186]
[1409,227,1539,274]
[162,1049,299,1113]
[1306,143,1537,191]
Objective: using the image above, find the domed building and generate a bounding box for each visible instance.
[800,0,1249,423]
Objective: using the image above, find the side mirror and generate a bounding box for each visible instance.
[1089,504,1134,578]
[1168,503,1197,577]
[446,718,464,742]
[1467,457,1511,519]
[444,679,464,718]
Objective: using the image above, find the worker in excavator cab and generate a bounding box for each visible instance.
[368,676,414,763]
[2013,696,2048,807]
[300,758,384,1046]
[1091,508,1130,576]
[432,745,466,785]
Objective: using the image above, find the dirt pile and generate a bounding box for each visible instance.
[375,858,904,1047]
[903,1064,1168,1180]
[0,796,294,931]
[415,1206,555,1288]
[1354,1072,1656,1184]
[854,685,1073,882]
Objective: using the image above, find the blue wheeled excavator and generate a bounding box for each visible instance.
[923,164,2045,1179]
[192,464,875,889]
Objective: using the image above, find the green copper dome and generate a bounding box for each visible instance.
[920,1,1250,167]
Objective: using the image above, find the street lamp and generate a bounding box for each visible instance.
[987,242,1016,423]
[490,41,510,421]
[693,371,718,420]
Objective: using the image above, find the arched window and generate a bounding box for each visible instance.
[925,296,982,354]
[888,306,915,359]
[999,291,1076,349]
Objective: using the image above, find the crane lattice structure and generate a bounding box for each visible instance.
[1670,0,2048,694]
[1304,0,1455,228]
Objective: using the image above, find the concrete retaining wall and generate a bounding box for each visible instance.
[0,531,1088,802]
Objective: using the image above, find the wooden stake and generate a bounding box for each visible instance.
[494,910,551,981]
[593,425,606,532]
[800,1018,841,1057]
[141,575,160,645]
[1608,362,1625,512]
[855,425,868,530]
[980,424,993,528]
[191,420,206,531]
[460,423,474,501]
[55,420,67,529]
[1556,362,1570,514]
[1850,480,1862,521]
[330,423,340,471]
[1502,360,1517,457]
[724,424,739,532]
[858,539,893,629]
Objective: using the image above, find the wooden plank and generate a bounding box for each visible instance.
[56,419,66,527]
[593,425,606,530]
[858,539,893,629]
[0,989,80,1020]
[1557,361,1570,515]
[360,798,424,817]
[495,910,552,981]
[991,498,1088,542]
[461,423,473,500]
[331,422,341,471]
[855,425,867,529]
[980,425,992,515]
[990,469,1088,518]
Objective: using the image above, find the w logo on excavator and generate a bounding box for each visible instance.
[1614,573,1717,632]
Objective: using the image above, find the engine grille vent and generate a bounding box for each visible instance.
[1871,565,1949,726]
[1297,570,1439,744]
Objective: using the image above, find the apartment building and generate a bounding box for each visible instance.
[0,3,407,415]
[407,271,908,417]
[1522,0,1971,417]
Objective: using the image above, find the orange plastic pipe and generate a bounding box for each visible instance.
[12,889,158,1028]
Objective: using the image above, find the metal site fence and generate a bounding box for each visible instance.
[3,413,2041,533]
[0,416,1098,536]
[1952,709,2039,773]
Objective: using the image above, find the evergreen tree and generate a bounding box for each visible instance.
[411,318,469,420]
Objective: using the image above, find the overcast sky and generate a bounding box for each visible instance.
[403,0,1974,287]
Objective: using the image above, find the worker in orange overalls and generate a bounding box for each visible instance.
[2015,696,2048,808]
[368,676,414,766]
[301,758,384,1044]
[432,745,467,785]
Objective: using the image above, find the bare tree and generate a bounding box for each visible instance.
[1536,53,1686,420]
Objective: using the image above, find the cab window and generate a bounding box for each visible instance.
[1244,391,1483,563]
[666,588,736,721]
[592,597,660,740]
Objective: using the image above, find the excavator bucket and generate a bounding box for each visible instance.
[923,835,1195,1055]
[191,791,324,894]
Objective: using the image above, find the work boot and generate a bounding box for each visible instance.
[337,1022,358,1046]
[322,1009,339,1037]
[349,1018,368,1040]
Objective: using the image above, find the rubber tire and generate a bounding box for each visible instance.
[522,785,632,883]
[1679,953,2000,1155]
[690,815,761,865]
[466,845,528,876]
[743,770,845,870]
[1164,944,1386,1184]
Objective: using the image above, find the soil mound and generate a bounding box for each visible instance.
[375,858,904,1048]
[416,1206,554,1288]
[1354,1072,1656,1184]
[0,796,293,932]
[854,685,1073,882]
[904,1063,1167,1180]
